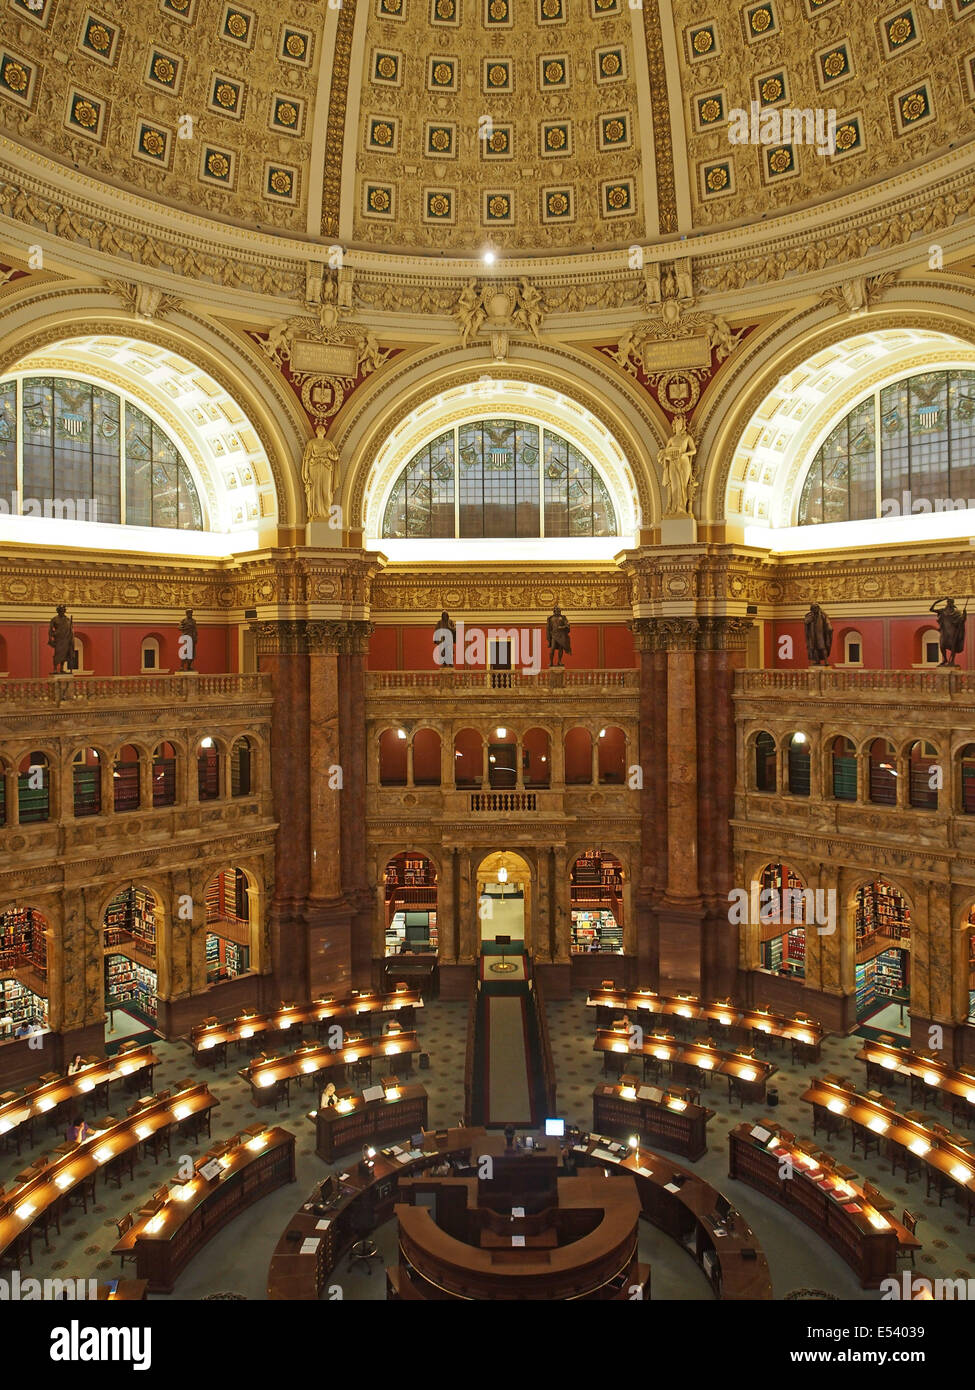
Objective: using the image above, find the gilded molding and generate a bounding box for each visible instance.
[640,1,677,236]
[320,0,357,239]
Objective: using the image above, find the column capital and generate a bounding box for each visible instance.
[630,615,753,652]
[251,618,374,656]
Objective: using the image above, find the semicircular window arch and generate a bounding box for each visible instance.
[0,374,204,530]
[798,368,975,525]
[381,419,618,539]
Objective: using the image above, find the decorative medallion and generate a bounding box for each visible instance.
[541,186,573,221]
[145,48,182,93]
[378,0,406,17]
[429,56,458,90]
[764,142,797,178]
[480,123,512,157]
[373,51,401,84]
[484,58,513,91]
[271,96,304,134]
[591,0,621,15]
[755,69,788,106]
[363,182,395,217]
[81,15,120,65]
[595,45,626,82]
[12,0,53,25]
[538,0,564,21]
[880,8,919,56]
[803,0,840,13]
[133,120,171,166]
[221,5,253,45]
[200,145,235,185]
[700,159,734,197]
[539,55,567,88]
[160,0,196,18]
[601,178,633,216]
[265,164,297,201]
[831,113,863,156]
[483,189,514,223]
[66,89,106,140]
[484,0,511,24]
[280,27,312,65]
[695,92,725,129]
[423,188,455,222]
[816,43,852,86]
[368,116,398,152]
[208,75,244,118]
[892,80,933,131]
[599,112,630,149]
[744,3,778,40]
[425,122,456,157]
[0,50,36,107]
[432,0,459,21]
[541,120,571,155]
[686,25,718,61]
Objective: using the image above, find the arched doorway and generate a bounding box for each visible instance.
[383,852,438,957]
[570,849,624,955]
[204,867,255,983]
[477,851,532,952]
[0,904,50,1036]
[755,861,807,978]
[102,885,160,1042]
[853,880,912,1034]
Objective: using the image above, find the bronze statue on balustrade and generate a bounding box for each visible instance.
[179,609,198,671]
[547,606,571,667]
[803,602,832,667]
[48,604,73,674]
[930,597,968,667]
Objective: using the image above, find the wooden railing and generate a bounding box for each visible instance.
[0,673,272,706]
[534,979,558,1120]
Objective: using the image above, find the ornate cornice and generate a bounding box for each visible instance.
[251,618,374,656]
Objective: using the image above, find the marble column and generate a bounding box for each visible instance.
[439,848,457,963]
[458,848,474,961]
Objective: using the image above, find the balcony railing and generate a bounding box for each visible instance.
[0,673,272,708]
[469,791,538,812]
[367,668,638,693]
[737,669,975,697]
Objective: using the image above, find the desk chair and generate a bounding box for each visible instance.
[114,1214,139,1272]
[889,1140,923,1182]
[791,1038,817,1067]
[353,1057,373,1087]
[897,1210,921,1265]
[862,1180,894,1213]
[0,1226,33,1268]
[925,1165,954,1206]
[727,1077,745,1110]
[811,1104,845,1140]
[37,1194,62,1249]
[910,1074,942,1111]
[103,1147,136,1189]
[850,1119,881,1161]
[67,1171,97,1214]
[347,1205,382,1277]
[642,1055,663,1084]
[603,1052,625,1080]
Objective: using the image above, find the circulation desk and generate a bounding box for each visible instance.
[587,988,823,1058]
[573,1136,772,1299]
[728,1122,920,1288]
[267,1126,489,1300]
[0,1081,218,1261]
[241,1031,419,1103]
[801,1077,975,1219]
[592,1082,713,1160]
[316,1083,428,1160]
[593,1028,773,1103]
[857,1039,975,1122]
[0,1044,158,1152]
[113,1127,295,1292]
[190,987,422,1063]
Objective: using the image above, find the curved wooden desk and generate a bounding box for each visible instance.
[574,1136,772,1299]
[241,1032,419,1103]
[267,1126,488,1300]
[392,1169,645,1300]
[0,1044,158,1151]
[588,988,824,1055]
[190,988,422,1063]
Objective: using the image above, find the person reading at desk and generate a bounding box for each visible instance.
[14,1019,33,1038]
[66,1116,90,1144]
[320,1082,338,1111]
[67,1053,85,1075]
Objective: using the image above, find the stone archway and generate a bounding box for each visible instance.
[476,850,533,955]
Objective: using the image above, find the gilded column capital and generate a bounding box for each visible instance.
[698,616,754,651]
[630,617,702,652]
[251,618,374,656]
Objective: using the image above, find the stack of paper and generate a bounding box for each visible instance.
[511,1235,526,1247]
[315,1218,331,1230]
[300,1237,321,1255]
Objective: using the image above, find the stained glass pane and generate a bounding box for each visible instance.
[22,377,54,509]
[909,371,949,508]
[151,425,178,528]
[880,379,910,509]
[92,386,121,524]
[124,403,152,527]
[848,399,875,520]
[948,370,975,506]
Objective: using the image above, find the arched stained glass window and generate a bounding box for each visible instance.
[799,369,975,524]
[0,375,204,530]
[381,419,618,538]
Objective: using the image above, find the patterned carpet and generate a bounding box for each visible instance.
[4,993,974,1299]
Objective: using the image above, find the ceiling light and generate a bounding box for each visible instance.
[496,727,506,739]
[483,250,496,265]
[200,737,213,749]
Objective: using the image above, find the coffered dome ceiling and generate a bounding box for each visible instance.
[1,0,974,258]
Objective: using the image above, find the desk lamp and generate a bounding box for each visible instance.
[628,1134,640,1164]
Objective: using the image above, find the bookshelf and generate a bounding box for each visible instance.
[0,907,47,975]
[105,953,158,1021]
[113,758,140,813]
[205,932,250,980]
[73,764,100,817]
[874,947,907,1000]
[571,909,623,954]
[571,850,623,888]
[17,767,49,823]
[385,910,438,957]
[855,960,876,1018]
[855,881,910,942]
[385,856,436,888]
[0,976,48,1031]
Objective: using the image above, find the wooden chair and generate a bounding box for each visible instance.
[67,1171,97,1214]
[850,1119,881,1160]
[925,1164,953,1205]
[897,1210,921,1265]
[113,1213,139,1272]
[890,1140,923,1182]
[642,1055,663,1084]
[862,1180,894,1213]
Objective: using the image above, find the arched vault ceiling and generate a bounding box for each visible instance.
[1,0,973,258]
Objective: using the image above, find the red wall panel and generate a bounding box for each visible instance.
[368,626,398,671]
[603,625,635,668]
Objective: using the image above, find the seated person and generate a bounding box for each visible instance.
[66,1116,91,1145]
[67,1053,85,1075]
[14,1019,34,1038]
[320,1081,338,1110]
